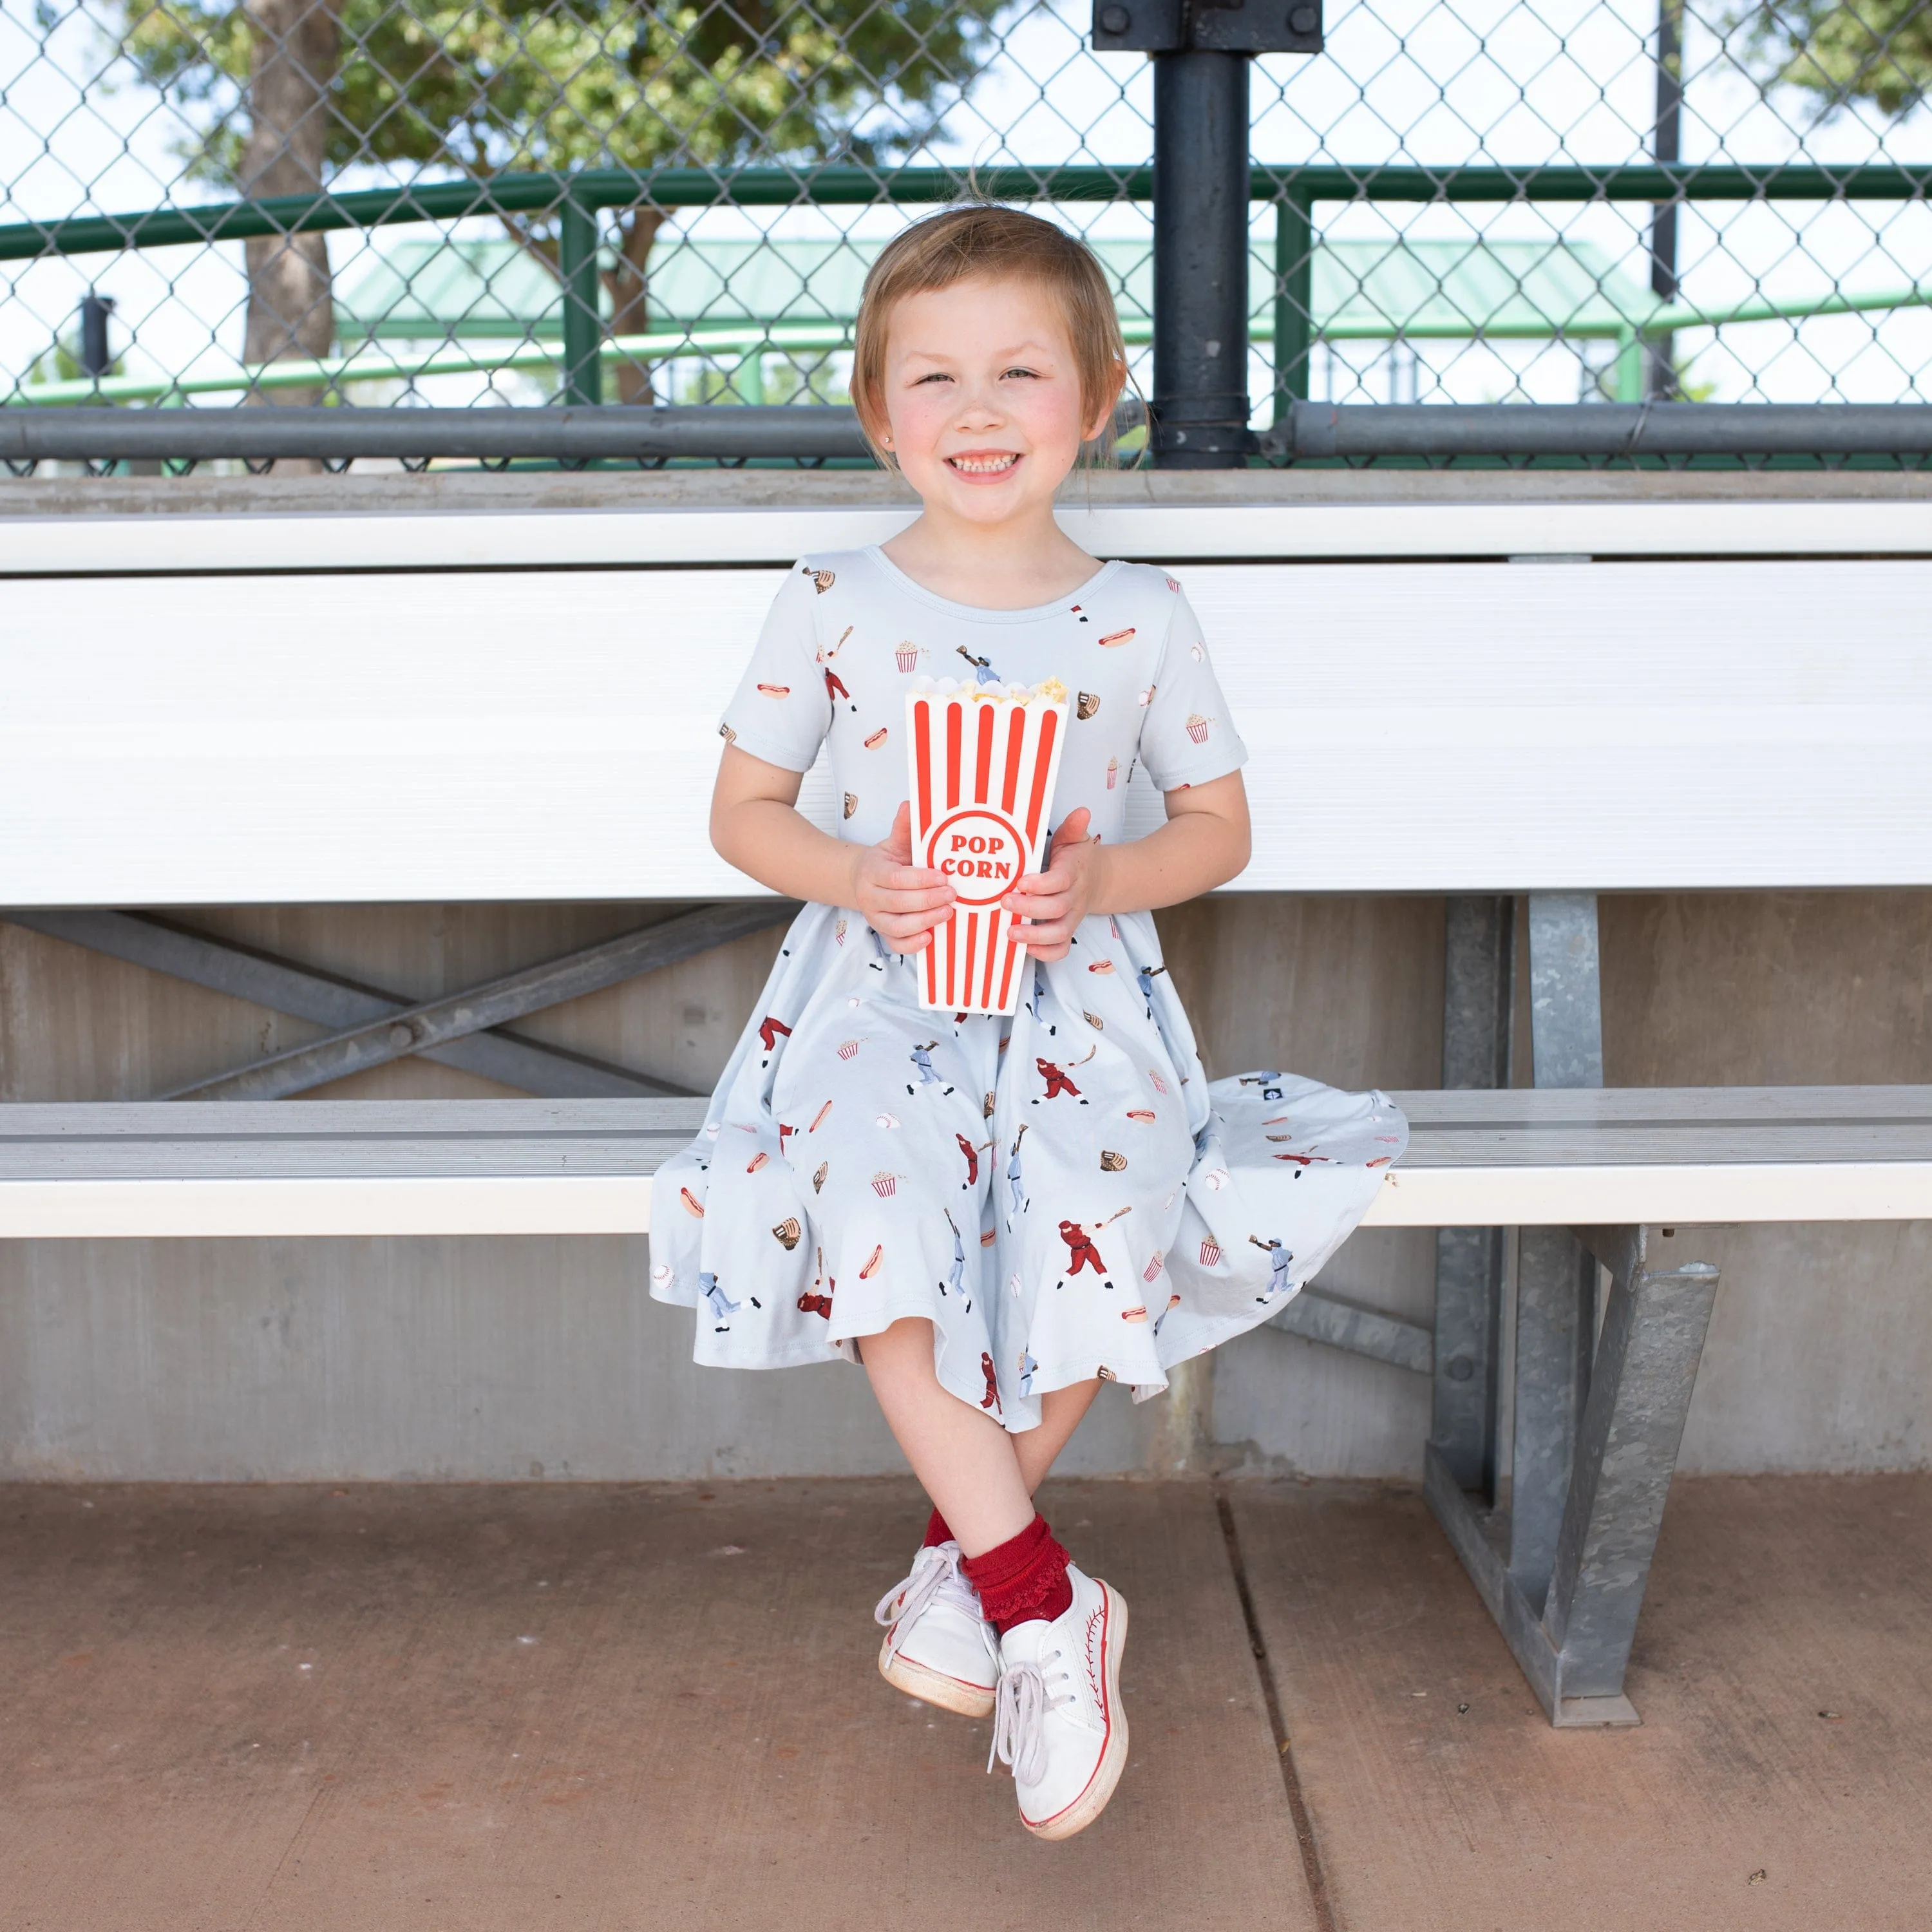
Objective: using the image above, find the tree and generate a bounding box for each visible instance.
[118,0,1008,401]
[1738,0,1932,118]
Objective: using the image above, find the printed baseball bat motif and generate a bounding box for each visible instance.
[906,678,1069,1016]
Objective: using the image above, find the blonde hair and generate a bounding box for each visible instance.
[851,205,1128,468]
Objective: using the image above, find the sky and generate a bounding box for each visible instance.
[1,0,1927,410]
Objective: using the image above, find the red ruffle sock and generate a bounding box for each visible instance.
[922,1507,954,1549]
[961,1514,1074,1634]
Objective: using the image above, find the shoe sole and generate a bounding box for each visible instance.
[1021,1582,1130,1842]
[878,1636,997,1719]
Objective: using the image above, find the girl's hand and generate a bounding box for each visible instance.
[1003,807,1104,961]
[851,802,956,953]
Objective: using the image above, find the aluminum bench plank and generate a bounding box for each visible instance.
[5,497,1931,574]
[6,560,1932,904]
[5,1091,1932,1238]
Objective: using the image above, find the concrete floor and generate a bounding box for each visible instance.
[1,1476,1926,1932]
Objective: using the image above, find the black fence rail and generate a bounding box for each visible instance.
[8,401,1930,469]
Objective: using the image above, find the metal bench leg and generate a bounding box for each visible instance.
[1425,1224,1720,1726]
[1430,895,1513,1499]
[1506,1226,1596,1608]
[1544,1227,1720,1703]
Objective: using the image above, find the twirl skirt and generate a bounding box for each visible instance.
[650,903,1406,1431]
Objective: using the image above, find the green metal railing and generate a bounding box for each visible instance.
[19,282,1929,412]
[6,162,1931,415]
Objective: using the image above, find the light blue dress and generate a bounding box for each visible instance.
[650,549,1406,1429]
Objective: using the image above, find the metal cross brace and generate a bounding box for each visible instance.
[3,904,797,1101]
[1269,1283,1433,1374]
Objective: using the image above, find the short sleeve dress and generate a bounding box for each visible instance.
[650,547,1406,1429]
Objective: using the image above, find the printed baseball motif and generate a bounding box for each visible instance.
[657,546,1404,1429]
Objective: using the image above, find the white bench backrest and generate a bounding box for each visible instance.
[5,502,1930,905]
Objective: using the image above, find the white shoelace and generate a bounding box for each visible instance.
[989,1649,1074,1785]
[873,1545,979,1665]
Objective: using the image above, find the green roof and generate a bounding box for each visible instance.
[335,233,1651,347]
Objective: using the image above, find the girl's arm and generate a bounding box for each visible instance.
[1001,771,1251,961]
[712,744,958,952]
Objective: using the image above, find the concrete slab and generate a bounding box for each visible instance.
[0,1479,1316,1932]
[1231,1473,1932,1932]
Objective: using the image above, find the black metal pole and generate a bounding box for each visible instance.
[1151,51,1252,468]
[79,292,115,378]
[1647,0,1684,400]
[7,402,1929,468]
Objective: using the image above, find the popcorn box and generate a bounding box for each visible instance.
[907,679,1069,1016]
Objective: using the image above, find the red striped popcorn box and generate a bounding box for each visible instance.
[907,679,1069,1016]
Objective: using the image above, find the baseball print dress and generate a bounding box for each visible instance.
[650,547,1407,1429]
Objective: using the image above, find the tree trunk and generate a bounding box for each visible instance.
[603,207,665,406]
[240,0,342,462]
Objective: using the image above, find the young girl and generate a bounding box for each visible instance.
[652,206,1403,1841]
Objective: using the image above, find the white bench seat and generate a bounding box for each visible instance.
[5,1088,1929,1240]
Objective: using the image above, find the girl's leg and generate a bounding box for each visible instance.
[1013,1379,1101,1495]
[862,1317,1034,1558]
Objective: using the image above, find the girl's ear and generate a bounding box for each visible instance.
[856,381,898,469]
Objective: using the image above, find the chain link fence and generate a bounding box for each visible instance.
[1,0,1929,462]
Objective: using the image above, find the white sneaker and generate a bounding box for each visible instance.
[989,1563,1130,1841]
[874,1540,999,1718]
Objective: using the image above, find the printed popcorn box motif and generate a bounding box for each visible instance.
[907,677,1069,1017]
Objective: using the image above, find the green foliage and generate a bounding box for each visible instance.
[1738,0,1932,118]
[116,0,1009,187]
[27,335,126,384]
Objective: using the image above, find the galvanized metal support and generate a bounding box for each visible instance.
[1425,1227,1719,1725]
[1269,1285,1432,1375]
[163,902,797,1102]
[1508,1224,1598,1607]
[560,193,602,408]
[0,908,694,1100]
[1544,1229,1719,1698]
[1506,891,1606,1604]
[1425,886,1717,1725]
[1527,891,1604,1088]
[1430,896,1515,1496]
[1151,51,1253,468]
[1272,189,1313,421]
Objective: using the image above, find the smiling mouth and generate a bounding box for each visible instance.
[947,452,1021,475]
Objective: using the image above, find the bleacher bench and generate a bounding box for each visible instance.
[4,480,1930,1726]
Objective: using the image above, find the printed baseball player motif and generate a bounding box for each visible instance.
[650,546,1406,1432]
[1034,1050,1093,1104]
[907,1041,955,1095]
[1057,1218,1114,1290]
[942,1211,969,1301]
[1249,1235,1295,1302]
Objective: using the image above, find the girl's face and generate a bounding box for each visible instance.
[875,274,1116,523]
